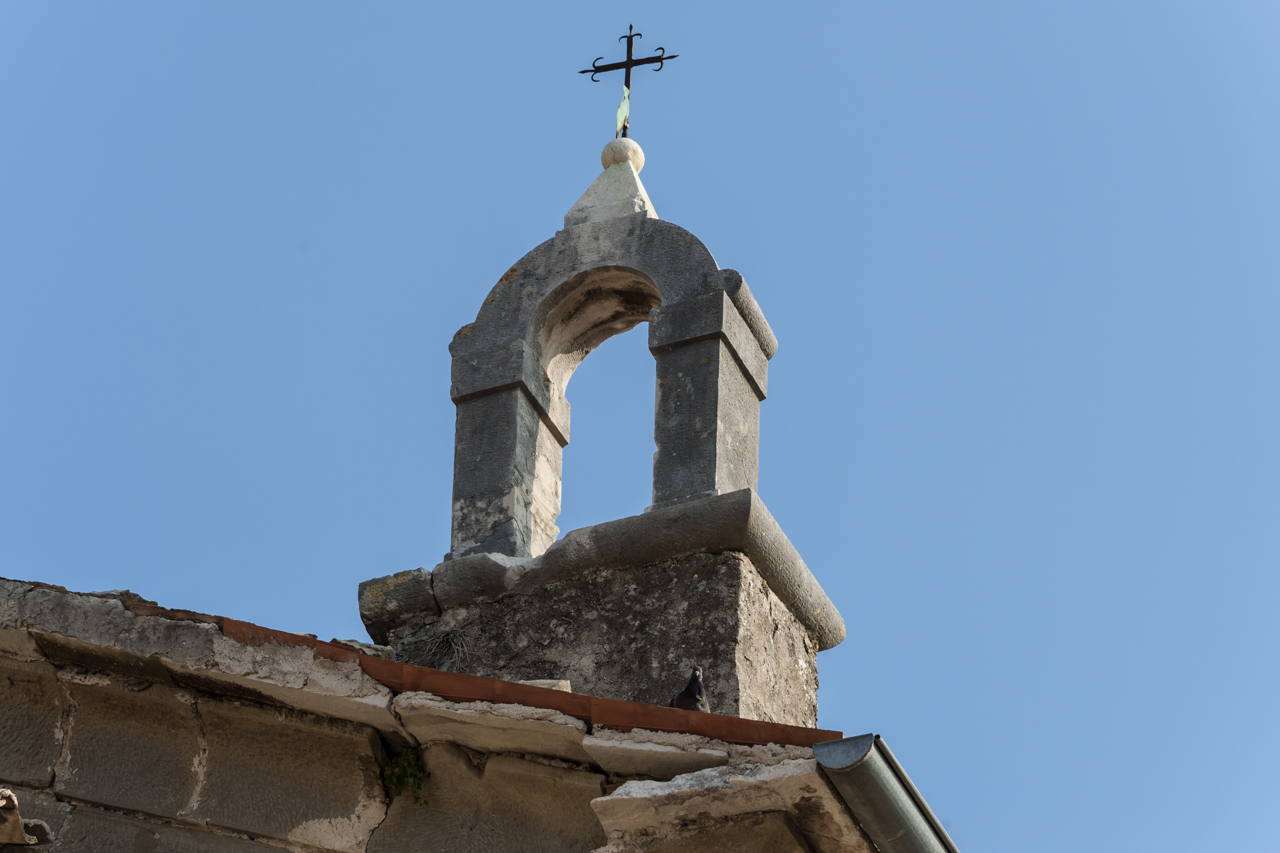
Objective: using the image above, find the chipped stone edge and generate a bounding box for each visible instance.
[393,691,588,733]
[0,577,411,744]
[589,727,813,767]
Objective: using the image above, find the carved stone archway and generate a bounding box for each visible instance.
[448,216,777,559]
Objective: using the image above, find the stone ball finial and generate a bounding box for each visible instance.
[602,138,644,173]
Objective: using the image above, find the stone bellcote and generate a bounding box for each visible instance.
[360,140,843,727]
[448,138,778,559]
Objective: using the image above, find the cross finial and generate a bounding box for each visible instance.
[579,25,679,138]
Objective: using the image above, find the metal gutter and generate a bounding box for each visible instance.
[813,734,961,853]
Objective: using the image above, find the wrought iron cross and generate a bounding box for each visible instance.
[579,25,678,138]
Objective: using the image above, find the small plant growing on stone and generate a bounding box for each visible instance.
[383,749,428,804]
[419,627,471,670]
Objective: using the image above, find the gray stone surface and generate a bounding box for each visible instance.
[194,700,386,852]
[651,335,760,507]
[581,736,728,781]
[588,728,815,769]
[358,568,437,647]
[432,552,528,611]
[119,610,220,665]
[649,288,769,399]
[367,743,606,853]
[363,489,845,653]
[446,215,778,561]
[56,682,202,818]
[608,810,815,853]
[49,805,269,852]
[19,587,134,648]
[0,577,406,741]
[0,659,62,788]
[450,387,548,557]
[717,269,778,360]
[391,551,818,726]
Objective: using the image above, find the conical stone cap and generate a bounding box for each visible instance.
[564,138,658,228]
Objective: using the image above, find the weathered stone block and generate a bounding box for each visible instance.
[33,629,176,683]
[393,692,592,765]
[118,612,219,666]
[20,588,134,647]
[391,551,818,727]
[367,742,606,853]
[164,631,405,743]
[0,659,63,787]
[649,289,769,398]
[621,810,814,852]
[432,552,526,610]
[450,387,546,558]
[582,735,728,781]
[358,568,437,647]
[55,681,201,818]
[49,804,267,852]
[193,700,385,852]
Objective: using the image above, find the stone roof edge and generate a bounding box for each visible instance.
[0,577,841,750]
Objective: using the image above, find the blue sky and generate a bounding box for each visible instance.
[2,3,1277,851]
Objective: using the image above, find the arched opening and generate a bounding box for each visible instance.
[556,324,656,534]
[535,265,662,391]
[526,266,661,555]
[448,220,771,562]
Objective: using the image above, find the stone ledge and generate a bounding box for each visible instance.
[362,489,844,651]
[394,692,593,765]
[591,759,874,853]
[588,727,814,768]
[582,736,728,781]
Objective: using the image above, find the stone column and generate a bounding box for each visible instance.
[649,290,770,509]
[449,337,568,559]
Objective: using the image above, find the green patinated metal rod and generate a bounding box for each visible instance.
[579,24,678,138]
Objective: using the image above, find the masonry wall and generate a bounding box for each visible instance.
[389,551,819,727]
[0,654,609,853]
[0,654,387,852]
[0,576,869,853]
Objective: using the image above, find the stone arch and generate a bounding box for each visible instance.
[448,216,777,559]
[535,265,663,404]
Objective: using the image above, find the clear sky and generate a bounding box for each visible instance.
[2,3,1277,851]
